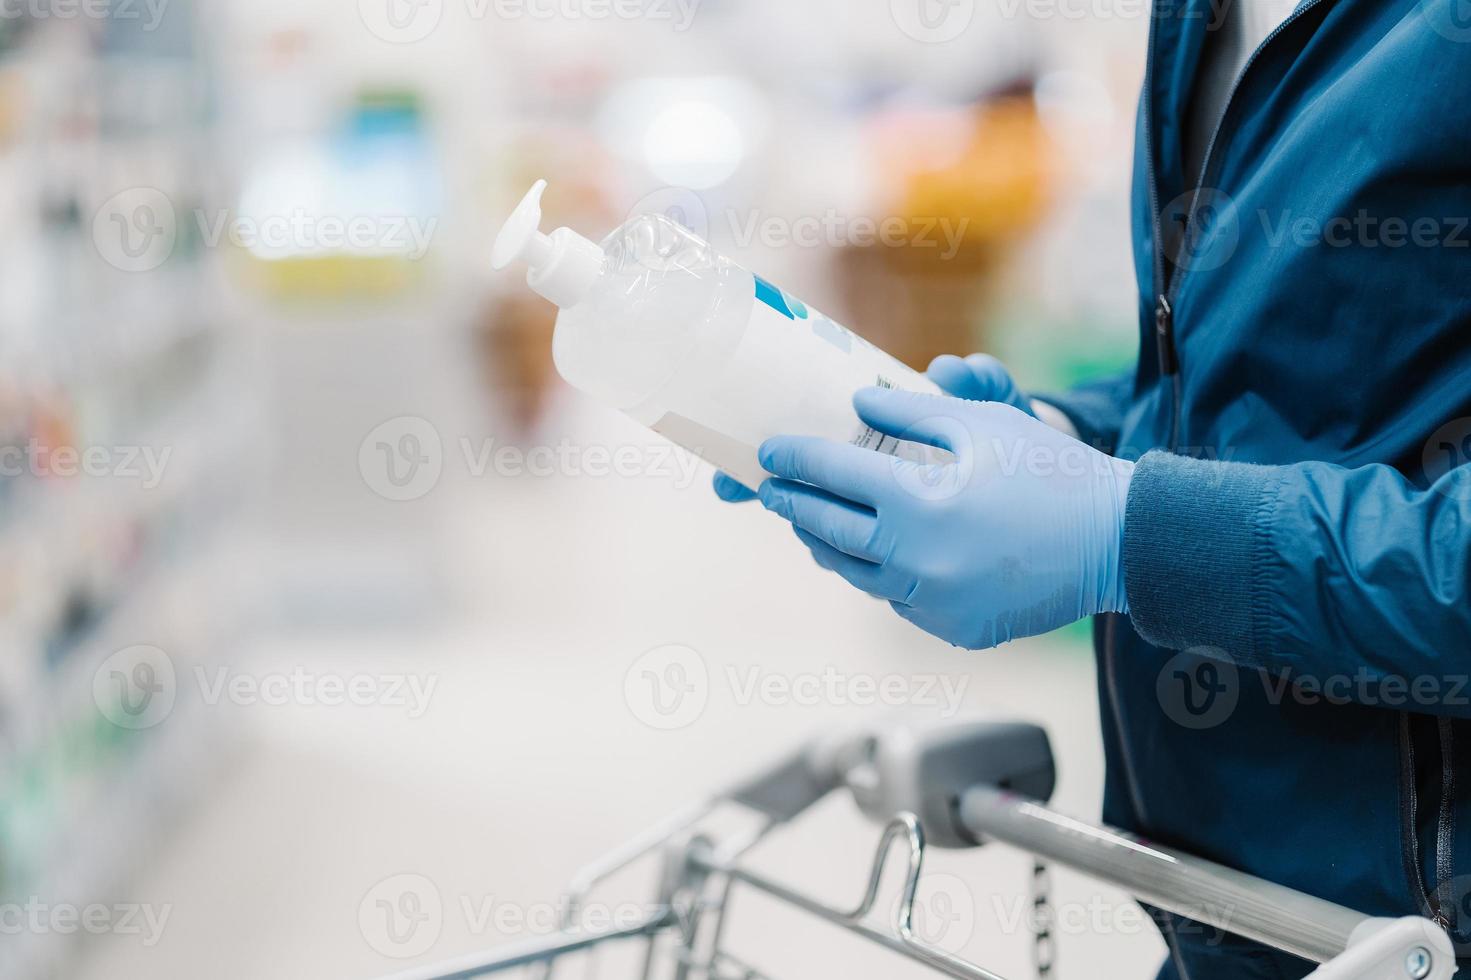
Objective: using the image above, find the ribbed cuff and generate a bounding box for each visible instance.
[1122,451,1283,665]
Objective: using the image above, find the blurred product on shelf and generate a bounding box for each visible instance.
[474,290,558,437]
[232,88,441,301]
[0,4,261,977]
[838,84,1054,372]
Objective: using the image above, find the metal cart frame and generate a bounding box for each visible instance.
[379,717,1455,980]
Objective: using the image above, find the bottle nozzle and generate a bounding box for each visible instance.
[492,179,605,308]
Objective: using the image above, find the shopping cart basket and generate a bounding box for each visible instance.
[380,716,1455,980]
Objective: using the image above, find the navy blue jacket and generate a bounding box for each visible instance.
[1040,1,1471,976]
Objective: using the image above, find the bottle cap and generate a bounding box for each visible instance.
[491,179,605,308]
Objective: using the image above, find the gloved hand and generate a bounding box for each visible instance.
[756,387,1133,650]
[712,351,1030,502]
[923,352,1036,418]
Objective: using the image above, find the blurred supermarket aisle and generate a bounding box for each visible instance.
[65,395,1165,980]
[0,0,1158,976]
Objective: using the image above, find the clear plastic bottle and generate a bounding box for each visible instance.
[492,180,940,490]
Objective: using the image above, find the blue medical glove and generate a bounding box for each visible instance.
[713,352,1032,502]
[756,387,1133,650]
[925,353,1036,418]
[713,470,758,501]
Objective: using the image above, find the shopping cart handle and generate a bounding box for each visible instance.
[1307,916,1456,980]
[723,716,1054,846]
[804,715,1056,848]
[725,747,846,823]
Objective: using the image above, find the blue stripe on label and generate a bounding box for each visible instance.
[754,275,796,318]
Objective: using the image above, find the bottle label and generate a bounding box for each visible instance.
[752,275,936,457]
[648,272,941,492]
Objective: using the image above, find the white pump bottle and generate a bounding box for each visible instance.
[492,180,941,490]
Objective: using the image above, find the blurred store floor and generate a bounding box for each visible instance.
[69,396,1165,980]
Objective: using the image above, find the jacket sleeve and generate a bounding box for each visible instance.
[1032,371,1135,455]
[1123,450,1471,717]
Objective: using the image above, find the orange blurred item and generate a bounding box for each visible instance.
[840,92,1054,371]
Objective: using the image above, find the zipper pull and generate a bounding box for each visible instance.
[1155,294,1178,376]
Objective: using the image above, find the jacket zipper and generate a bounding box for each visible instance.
[1144,0,1336,453]
[1400,715,1453,928]
[1107,6,1344,959]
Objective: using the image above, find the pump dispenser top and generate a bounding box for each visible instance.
[491,179,606,308]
